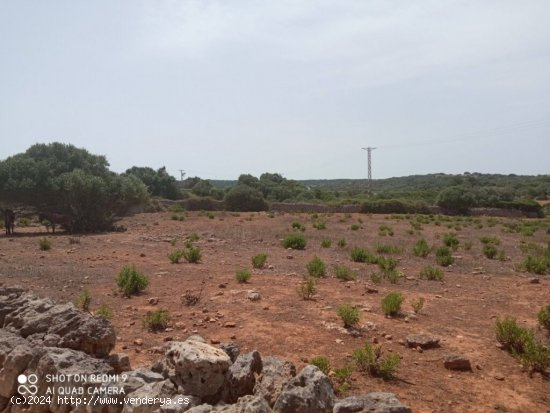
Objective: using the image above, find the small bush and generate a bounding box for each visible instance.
[236,269,251,283]
[291,221,306,231]
[297,277,317,300]
[498,249,506,261]
[435,247,454,267]
[413,239,431,258]
[350,247,377,263]
[252,253,268,269]
[335,266,357,281]
[495,318,533,353]
[182,287,203,306]
[207,212,215,219]
[333,366,353,395]
[375,243,401,254]
[378,225,394,236]
[353,342,399,380]
[282,234,307,250]
[188,232,200,242]
[168,250,185,264]
[307,256,326,278]
[443,233,459,250]
[76,290,92,312]
[313,221,327,230]
[370,273,382,284]
[483,244,498,259]
[480,236,500,245]
[143,309,170,331]
[337,238,347,248]
[95,304,113,319]
[381,292,404,316]
[39,238,52,251]
[463,240,473,250]
[320,239,332,248]
[420,265,444,281]
[538,305,550,334]
[522,255,550,275]
[309,356,330,375]
[169,204,185,213]
[350,224,360,231]
[116,265,149,297]
[337,304,360,328]
[377,257,398,273]
[183,246,202,263]
[411,297,425,314]
[520,339,550,374]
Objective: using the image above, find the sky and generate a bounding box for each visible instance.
[1,0,549,180]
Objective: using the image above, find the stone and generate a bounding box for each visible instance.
[186,335,207,344]
[127,368,165,383]
[254,357,296,407]
[148,297,160,305]
[164,340,231,399]
[220,343,241,363]
[247,292,262,302]
[443,354,472,371]
[216,395,273,413]
[122,379,177,413]
[107,353,132,373]
[0,330,40,399]
[528,277,540,284]
[406,335,440,349]
[223,351,263,403]
[272,365,334,413]
[154,395,201,413]
[186,405,213,413]
[333,393,412,413]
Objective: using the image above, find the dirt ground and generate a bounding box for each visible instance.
[1,211,549,412]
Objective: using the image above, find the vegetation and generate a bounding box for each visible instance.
[419,266,444,281]
[381,292,404,316]
[95,304,113,319]
[350,247,377,263]
[538,305,550,334]
[335,266,357,281]
[297,277,317,300]
[413,239,431,257]
[75,290,92,312]
[378,225,394,236]
[309,356,330,375]
[350,224,360,231]
[0,143,148,232]
[235,268,252,283]
[116,265,149,297]
[291,221,306,231]
[39,238,52,251]
[443,233,460,251]
[168,250,185,264]
[143,309,170,331]
[337,238,347,248]
[252,253,268,269]
[435,247,454,267]
[411,297,425,314]
[352,342,400,380]
[375,243,401,254]
[183,246,202,263]
[337,304,360,328]
[282,234,307,250]
[307,256,326,278]
[320,238,332,248]
[125,166,181,199]
[224,185,268,211]
[483,244,498,259]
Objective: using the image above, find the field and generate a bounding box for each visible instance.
[1,211,549,412]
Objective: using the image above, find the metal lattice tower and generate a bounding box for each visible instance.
[178,170,186,181]
[361,147,376,186]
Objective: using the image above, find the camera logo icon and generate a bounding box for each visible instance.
[17,374,38,396]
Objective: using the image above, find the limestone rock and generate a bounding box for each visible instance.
[223,351,263,403]
[216,395,273,413]
[333,393,412,413]
[405,335,440,349]
[108,353,132,373]
[272,365,334,413]
[254,357,296,407]
[443,354,472,371]
[220,343,240,363]
[123,379,177,413]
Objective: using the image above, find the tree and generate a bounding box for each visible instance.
[0,143,149,231]
[125,166,181,199]
[224,185,268,211]
[436,186,476,214]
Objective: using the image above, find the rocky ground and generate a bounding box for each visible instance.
[0,211,549,412]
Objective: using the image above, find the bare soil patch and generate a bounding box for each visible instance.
[1,211,549,412]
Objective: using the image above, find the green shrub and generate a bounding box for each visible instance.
[313,221,327,230]
[370,273,382,284]
[95,304,113,319]
[169,204,185,213]
[411,297,425,314]
[337,238,347,248]
[183,246,202,263]
[378,225,394,236]
[291,221,306,231]
[413,239,431,258]
[207,212,215,219]
[435,247,454,267]
[522,255,550,275]
[75,290,92,312]
[297,277,317,300]
[480,236,500,245]
[463,240,473,250]
[350,224,360,231]
[419,265,444,281]
[352,342,399,380]
[143,309,170,331]
[377,257,398,273]
[168,250,185,264]
[495,318,533,353]
[236,269,251,283]
[116,265,149,297]
[224,185,268,211]
[309,356,330,375]
[337,304,360,328]
[188,232,200,242]
[483,244,498,259]
[350,247,377,263]
[320,238,332,248]
[252,253,268,269]
[307,256,326,278]
[381,292,404,316]
[333,366,353,395]
[375,243,401,254]
[538,305,550,334]
[39,238,52,251]
[443,233,459,251]
[520,339,550,374]
[282,234,307,250]
[335,266,357,281]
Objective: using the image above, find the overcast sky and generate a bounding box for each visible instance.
[1,1,549,180]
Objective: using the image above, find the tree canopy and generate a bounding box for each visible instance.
[125,166,182,199]
[0,143,149,231]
